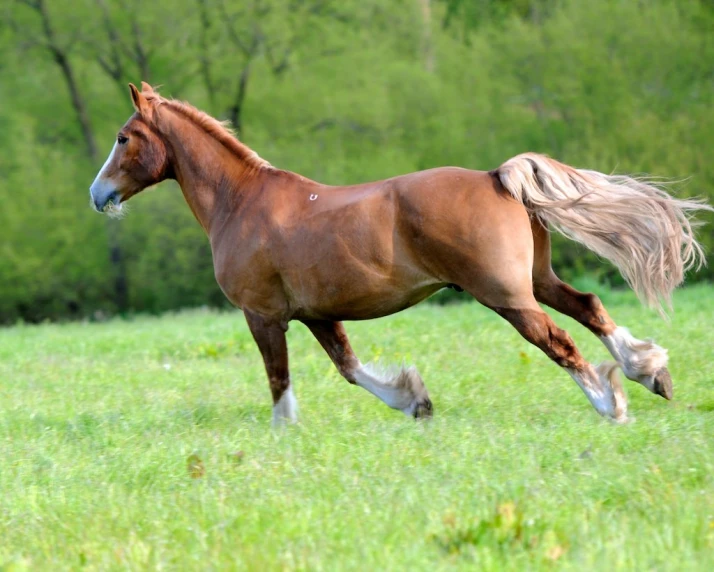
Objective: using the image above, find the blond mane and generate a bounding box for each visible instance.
[146,90,271,170]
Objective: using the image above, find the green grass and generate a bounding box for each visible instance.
[1,286,714,570]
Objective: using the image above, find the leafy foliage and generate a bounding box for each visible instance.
[1,0,713,322]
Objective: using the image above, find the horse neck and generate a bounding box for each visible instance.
[158,109,265,234]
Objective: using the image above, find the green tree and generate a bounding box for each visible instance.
[1,0,712,323]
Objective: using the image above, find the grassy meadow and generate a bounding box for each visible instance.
[1,285,714,570]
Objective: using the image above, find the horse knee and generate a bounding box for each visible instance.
[534,276,614,335]
[545,324,586,369]
[269,376,291,402]
[331,353,360,384]
[578,292,615,332]
[495,307,586,370]
[577,291,605,316]
[338,365,358,384]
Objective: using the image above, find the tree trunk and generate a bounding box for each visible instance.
[130,14,151,81]
[36,0,98,161]
[228,63,251,137]
[196,0,216,108]
[33,0,128,313]
[419,0,435,73]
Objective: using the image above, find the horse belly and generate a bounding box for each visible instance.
[285,263,443,321]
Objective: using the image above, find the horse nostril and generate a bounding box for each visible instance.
[104,192,121,211]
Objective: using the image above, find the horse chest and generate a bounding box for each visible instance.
[211,239,287,314]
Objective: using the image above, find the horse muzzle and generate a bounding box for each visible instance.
[89,180,122,214]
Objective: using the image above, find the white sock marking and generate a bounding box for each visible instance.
[272,385,298,426]
[353,363,426,416]
[601,327,668,390]
[567,362,628,423]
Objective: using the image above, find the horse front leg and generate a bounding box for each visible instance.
[244,310,297,426]
[303,320,433,419]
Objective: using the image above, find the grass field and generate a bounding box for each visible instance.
[1,285,714,570]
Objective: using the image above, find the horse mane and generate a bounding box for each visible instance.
[146,90,272,170]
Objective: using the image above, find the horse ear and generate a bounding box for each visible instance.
[140,81,154,94]
[129,83,151,118]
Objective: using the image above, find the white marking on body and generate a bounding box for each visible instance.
[600,327,668,390]
[272,384,298,426]
[566,362,628,423]
[309,194,318,201]
[353,363,427,416]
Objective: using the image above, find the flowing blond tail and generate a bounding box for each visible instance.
[496,153,712,311]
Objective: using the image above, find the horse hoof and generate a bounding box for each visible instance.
[413,398,433,420]
[653,368,673,400]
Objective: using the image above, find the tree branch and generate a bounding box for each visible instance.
[93,0,124,83]
[196,0,216,106]
[228,62,252,137]
[218,0,254,56]
[17,0,98,161]
[15,0,129,312]
[129,12,151,80]
[17,0,41,9]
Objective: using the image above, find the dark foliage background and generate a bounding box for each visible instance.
[1,0,712,323]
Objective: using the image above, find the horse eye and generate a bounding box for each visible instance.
[117,135,128,145]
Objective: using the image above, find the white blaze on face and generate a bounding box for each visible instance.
[98,141,118,179]
[89,141,123,215]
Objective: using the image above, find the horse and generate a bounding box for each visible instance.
[90,82,711,425]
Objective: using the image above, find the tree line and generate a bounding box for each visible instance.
[1,0,712,323]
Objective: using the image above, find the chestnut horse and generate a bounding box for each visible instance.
[90,83,711,425]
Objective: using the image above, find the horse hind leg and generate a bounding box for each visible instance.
[601,326,671,399]
[531,219,672,399]
[303,320,433,419]
[533,272,672,399]
[493,304,629,423]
